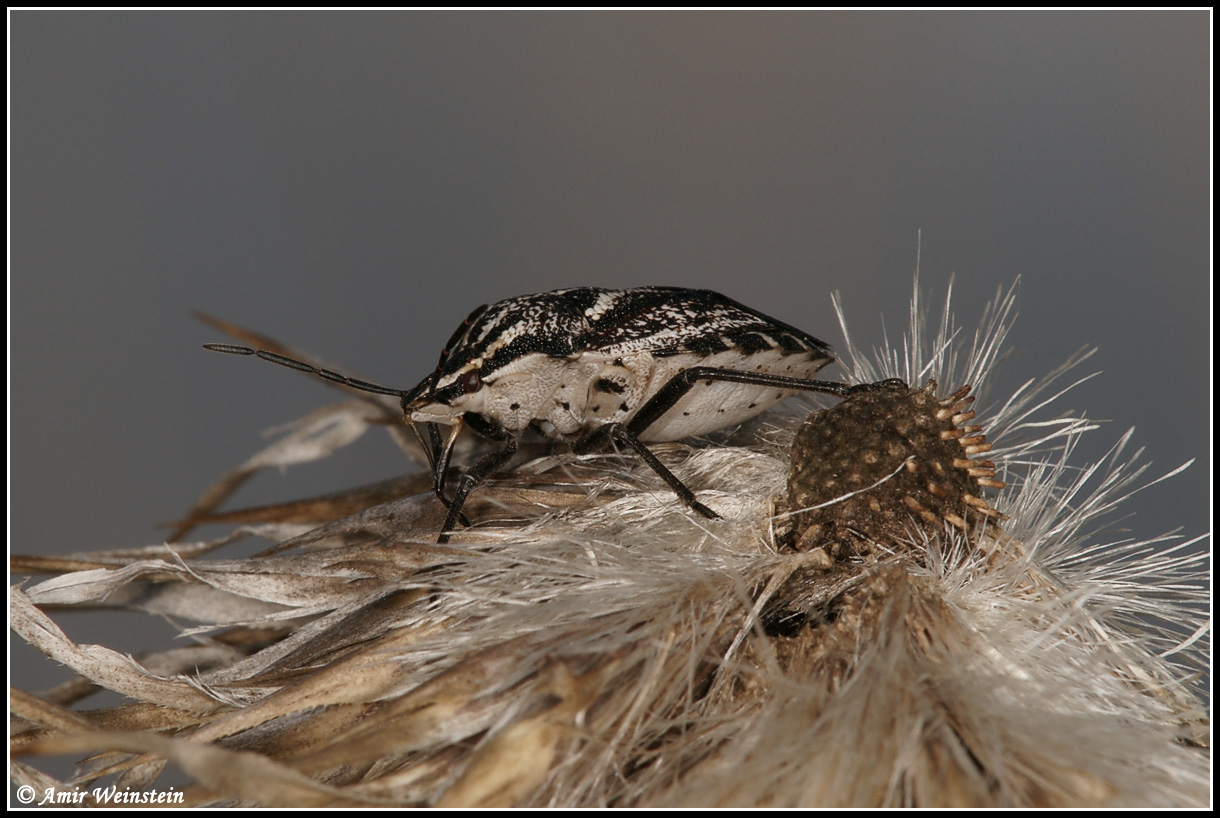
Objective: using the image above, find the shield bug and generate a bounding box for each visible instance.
[205,286,902,542]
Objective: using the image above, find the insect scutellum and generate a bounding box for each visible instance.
[205,287,905,543]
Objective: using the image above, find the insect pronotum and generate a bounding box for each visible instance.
[205,287,903,542]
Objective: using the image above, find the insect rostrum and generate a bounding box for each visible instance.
[205,287,903,542]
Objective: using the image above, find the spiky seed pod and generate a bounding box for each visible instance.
[783,380,1004,559]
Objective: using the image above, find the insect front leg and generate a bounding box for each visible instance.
[425,414,511,525]
[429,420,471,529]
[438,436,519,543]
[572,424,719,520]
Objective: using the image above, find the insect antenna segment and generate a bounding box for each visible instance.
[202,344,417,400]
[202,343,450,513]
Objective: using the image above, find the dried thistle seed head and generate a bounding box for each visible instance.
[784,380,1003,559]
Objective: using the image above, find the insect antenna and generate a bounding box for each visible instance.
[203,344,415,400]
[202,344,446,478]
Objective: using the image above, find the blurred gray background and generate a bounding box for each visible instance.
[11,13,1208,701]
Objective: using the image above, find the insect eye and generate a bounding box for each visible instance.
[461,370,482,394]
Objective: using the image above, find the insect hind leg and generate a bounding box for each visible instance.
[626,366,906,440]
[571,369,907,523]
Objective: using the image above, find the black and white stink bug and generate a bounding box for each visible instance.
[206,287,903,542]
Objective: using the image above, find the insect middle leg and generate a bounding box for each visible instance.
[572,423,719,519]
